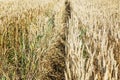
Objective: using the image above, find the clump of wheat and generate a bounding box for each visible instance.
[65,0,120,80]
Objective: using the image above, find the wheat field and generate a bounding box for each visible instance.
[0,0,120,80]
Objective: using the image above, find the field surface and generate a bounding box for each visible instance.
[0,0,120,80]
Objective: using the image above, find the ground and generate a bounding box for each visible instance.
[0,0,120,80]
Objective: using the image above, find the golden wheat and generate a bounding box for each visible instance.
[0,0,119,80]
